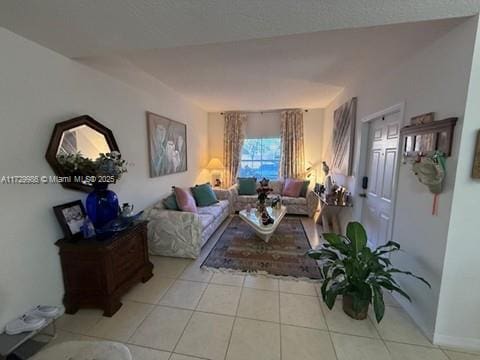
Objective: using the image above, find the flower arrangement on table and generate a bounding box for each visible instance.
[57,151,129,230]
[57,151,127,186]
[256,178,274,225]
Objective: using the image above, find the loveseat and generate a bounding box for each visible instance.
[229,180,318,217]
[142,188,231,259]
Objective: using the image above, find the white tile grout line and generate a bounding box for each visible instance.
[316,294,340,360]
[168,278,210,359]
[170,352,211,360]
[278,282,284,360]
[222,274,245,360]
[125,275,176,345]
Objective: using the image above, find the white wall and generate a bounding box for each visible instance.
[207,112,224,160]
[321,17,478,340]
[207,109,325,182]
[0,28,208,329]
[435,16,480,350]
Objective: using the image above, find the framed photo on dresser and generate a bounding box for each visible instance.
[53,200,86,240]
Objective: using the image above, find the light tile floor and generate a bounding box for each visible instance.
[47,217,479,360]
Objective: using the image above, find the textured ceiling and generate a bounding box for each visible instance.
[0,1,476,111]
[0,0,479,57]
[80,19,463,111]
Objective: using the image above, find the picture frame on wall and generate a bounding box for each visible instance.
[147,111,187,178]
[472,130,480,179]
[53,200,86,240]
[331,97,357,176]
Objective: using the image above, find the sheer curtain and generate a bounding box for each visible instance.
[280,109,305,179]
[223,112,247,187]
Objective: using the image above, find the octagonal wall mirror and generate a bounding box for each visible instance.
[46,115,119,192]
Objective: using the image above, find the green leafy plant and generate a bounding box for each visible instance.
[307,222,430,322]
[57,151,127,181]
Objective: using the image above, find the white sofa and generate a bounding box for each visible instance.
[142,188,230,259]
[229,180,318,217]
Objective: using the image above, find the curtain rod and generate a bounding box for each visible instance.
[219,108,308,115]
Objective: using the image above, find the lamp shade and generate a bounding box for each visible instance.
[206,158,224,170]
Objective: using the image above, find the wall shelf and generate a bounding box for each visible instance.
[400,117,457,157]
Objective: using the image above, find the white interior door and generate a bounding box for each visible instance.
[361,111,401,249]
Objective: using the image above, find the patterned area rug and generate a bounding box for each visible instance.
[201,216,321,279]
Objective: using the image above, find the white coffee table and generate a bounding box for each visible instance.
[239,206,287,243]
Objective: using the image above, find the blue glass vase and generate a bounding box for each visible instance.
[86,183,119,229]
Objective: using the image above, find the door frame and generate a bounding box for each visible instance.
[355,102,406,244]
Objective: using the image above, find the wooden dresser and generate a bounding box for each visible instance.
[56,221,153,317]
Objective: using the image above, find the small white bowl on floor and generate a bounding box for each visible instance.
[30,340,132,360]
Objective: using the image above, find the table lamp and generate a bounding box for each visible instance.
[206,158,224,187]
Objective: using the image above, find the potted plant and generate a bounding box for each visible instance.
[57,151,127,184]
[307,222,430,322]
[57,151,128,228]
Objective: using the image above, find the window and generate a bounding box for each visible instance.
[239,138,281,179]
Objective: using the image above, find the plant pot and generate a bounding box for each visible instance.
[342,295,369,320]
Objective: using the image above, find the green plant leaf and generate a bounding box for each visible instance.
[371,285,385,322]
[320,278,331,302]
[346,222,367,254]
[324,281,347,309]
[372,279,411,302]
[307,248,339,261]
[323,233,346,250]
[389,269,431,288]
[325,289,338,309]
[377,257,392,266]
[374,241,401,253]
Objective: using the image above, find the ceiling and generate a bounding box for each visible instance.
[0,1,477,111]
[0,0,478,57]
[80,19,463,111]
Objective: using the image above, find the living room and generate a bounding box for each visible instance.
[1,2,480,360]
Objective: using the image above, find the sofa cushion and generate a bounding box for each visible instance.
[269,180,284,195]
[283,178,304,197]
[191,183,218,207]
[299,180,310,198]
[238,177,257,195]
[198,214,215,229]
[162,193,179,210]
[197,200,229,218]
[174,187,198,213]
[282,196,307,205]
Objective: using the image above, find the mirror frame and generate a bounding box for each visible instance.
[45,115,119,192]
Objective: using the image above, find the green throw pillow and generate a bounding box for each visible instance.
[238,177,257,195]
[299,180,310,197]
[163,193,179,210]
[191,183,219,207]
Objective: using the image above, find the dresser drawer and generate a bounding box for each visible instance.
[112,233,145,285]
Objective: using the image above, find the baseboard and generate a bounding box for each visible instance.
[391,292,434,342]
[391,293,480,351]
[434,333,480,352]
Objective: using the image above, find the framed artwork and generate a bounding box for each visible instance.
[147,112,187,177]
[331,97,357,176]
[472,130,480,179]
[53,200,86,240]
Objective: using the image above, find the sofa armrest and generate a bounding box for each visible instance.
[306,190,320,218]
[213,188,230,201]
[144,209,203,259]
[228,184,239,196]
